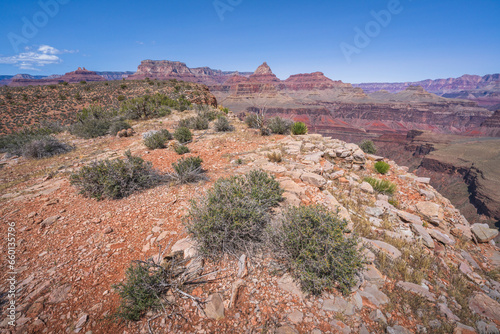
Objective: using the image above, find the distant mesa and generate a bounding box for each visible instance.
[9,67,106,87]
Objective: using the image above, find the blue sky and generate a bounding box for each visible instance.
[0,0,499,83]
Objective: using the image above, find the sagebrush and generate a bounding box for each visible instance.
[186,170,284,257]
[272,205,364,295]
[70,150,162,200]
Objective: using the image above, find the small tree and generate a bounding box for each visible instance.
[360,140,377,154]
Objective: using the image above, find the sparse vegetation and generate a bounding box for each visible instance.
[109,119,132,136]
[22,136,73,159]
[179,115,209,130]
[267,116,294,135]
[143,130,172,149]
[70,150,162,200]
[0,125,63,156]
[245,113,264,129]
[186,170,283,257]
[174,144,190,155]
[271,205,364,295]
[364,177,396,195]
[114,252,208,322]
[291,121,308,135]
[173,127,192,144]
[69,105,114,138]
[360,140,377,154]
[214,116,234,132]
[169,156,205,184]
[374,160,390,174]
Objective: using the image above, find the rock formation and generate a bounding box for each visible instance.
[9,67,106,86]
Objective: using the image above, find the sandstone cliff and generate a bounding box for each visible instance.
[9,67,106,87]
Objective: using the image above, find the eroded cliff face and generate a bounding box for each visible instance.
[125,60,252,85]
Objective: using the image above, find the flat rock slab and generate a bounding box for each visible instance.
[411,223,435,248]
[416,201,444,225]
[359,284,389,307]
[471,224,499,243]
[469,292,500,322]
[429,229,456,246]
[397,210,423,225]
[300,172,326,188]
[279,178,306,196]
[396,281,436,302]
[363,238,402,260]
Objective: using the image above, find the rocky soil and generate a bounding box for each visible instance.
[1,111,500,334]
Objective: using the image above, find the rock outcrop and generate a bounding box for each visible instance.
[9,67,106,86]
[125,59,252,85]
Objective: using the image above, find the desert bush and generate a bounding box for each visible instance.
[214,116,234,132]
[0,125,61,156]
[179,116,209,130]
[374,161,390,174]
[70,150,161,200]
[291,122,308,135]
[120,94,177,119]
[70,105,115,139]
[260,127,271,136]
[360,140,377,154]
[109,119,132,136]
[173,127,192,143]
[245,113,264,129]
[272,205,364,295]
[168,156,205,184]
[186,170,283,257]
[174,144,190,155]
[267,116,293,135]
[114,252,207,322]
[364,177,396,195]
[22,136,73,159]
[144,131,170,150]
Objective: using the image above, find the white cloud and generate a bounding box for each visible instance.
[0,45,78,70]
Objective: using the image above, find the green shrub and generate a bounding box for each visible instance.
[291,122,308,135]
[169,156,205,184]
[273,205,364,295]
[173,127,192,144]
[69,105,116,139]
[267,116,293,135]
[179,116,209,130]
[360,140,377,154]
[174,145,190,155]
[214,116,234,132]
[364,177,396,195]
[120,94,187,119]
[186,170,283,257]
[114,261,163,321]
[374,161,390,174]
[144,131,169,149]
[117,95,125,101]
[70,150,161,200]
[109,119,132,136]
[22,136,73,159]
[0,125,61,156]
[114,252,205,321]
[245,113,264,129]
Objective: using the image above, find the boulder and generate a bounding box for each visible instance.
[416,201,444,225]
[429,229,456,246]
[396,281,436,302]
[301,172,326,188]
[396,210,423,225]
[471,224,499,243]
